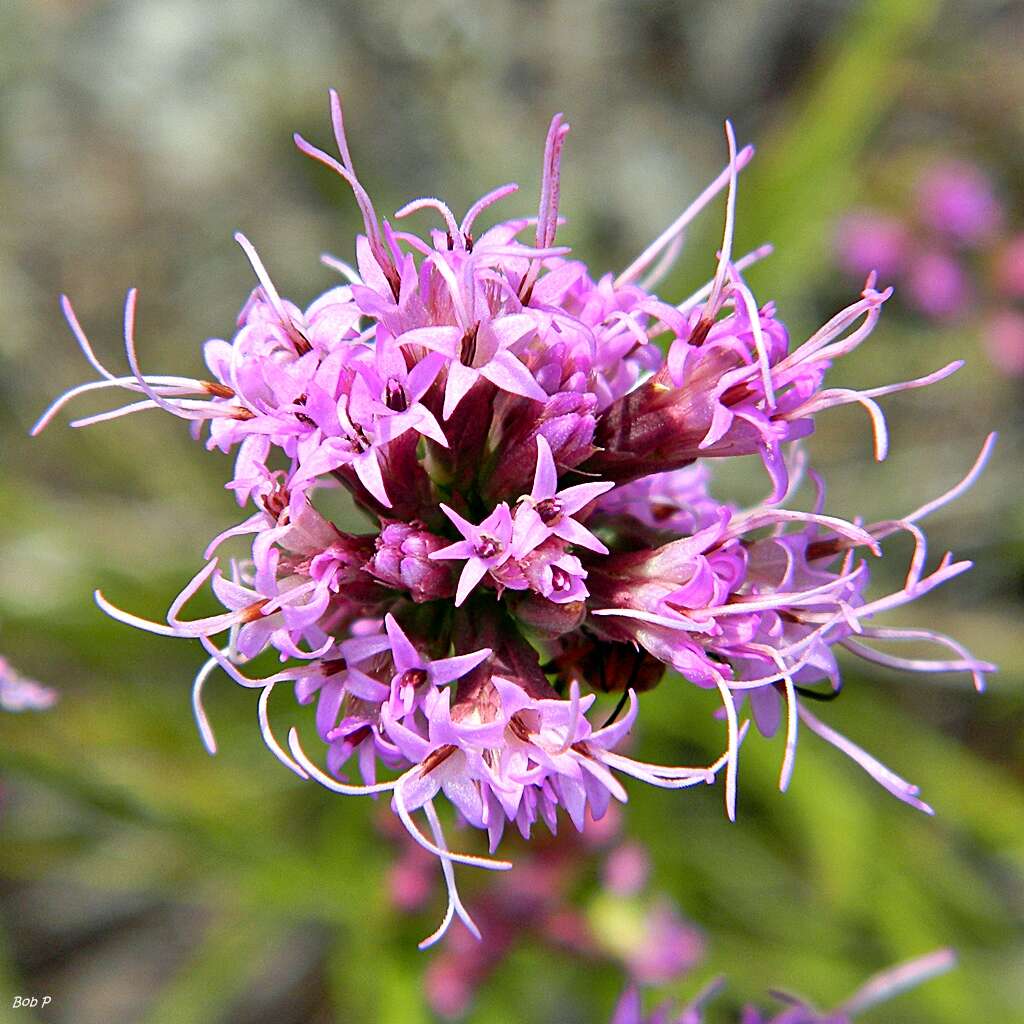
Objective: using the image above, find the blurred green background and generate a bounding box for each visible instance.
[1,1,1021,1021]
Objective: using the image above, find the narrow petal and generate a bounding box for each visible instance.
[455,558,489,606]
[479,350,547,402]
[385,613,421,673]
[428,648,492,686]
[443,361,481,419]
[531,434,559,498]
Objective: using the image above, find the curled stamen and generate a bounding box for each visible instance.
[599,750,716,787]
[31,375,218,436]
[878,432,998,531]
[676,243,773,313]
[844,625,994,693]
[287,727,398,796]
[34,292,238,434]
[258,685,310,779]
[617,137,755,287]
[234,234,311,353]
[701,563,868,618]
[712,671,740,820]
[728,509,880,555]
[122,291,251,426]
[702,120,740,323]
[418,800,482,949]
[59,293,118,380]
[790,361,964,462]
[854,557,972,620]
[95,590,185,637]
[192,655,221,755]
[770,651,798,792]
[196,633,296,690]
[295,95,400,297]
[772,285,890,377]
[393,770,514,871]
[394,197,462,243]
[729,270,776,410]
[798,704,933,815]
[68,398,243,430]
[460,183,519,236]
[518,113,571,303]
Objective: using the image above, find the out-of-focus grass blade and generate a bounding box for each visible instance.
[326,936,430,1024]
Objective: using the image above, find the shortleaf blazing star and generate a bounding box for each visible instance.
[36,90,995,947]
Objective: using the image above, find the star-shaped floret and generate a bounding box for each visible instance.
[513,435,614,556]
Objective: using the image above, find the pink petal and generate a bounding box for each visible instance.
[455,558,489,607]
[480,350,547,402]
[443,361,480,419]
[531,434,558,497]
[354,450,391,507]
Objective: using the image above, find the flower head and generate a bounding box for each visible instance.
[36,92,993,948]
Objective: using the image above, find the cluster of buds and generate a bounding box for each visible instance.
[838,158,1024,374]
[37,92,994,947]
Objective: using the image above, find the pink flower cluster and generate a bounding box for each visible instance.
[838,158,1024,374]
[37,93,994,947]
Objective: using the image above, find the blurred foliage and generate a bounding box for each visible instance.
[1,1,1021,1022]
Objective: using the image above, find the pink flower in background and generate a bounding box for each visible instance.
[835,156,1024,375]
[984,308,1024,376]
[917,161,1002,245]
[602,841,650,896]
[622,900,704,986]
[835,213,909,279]
[904,248,971,320]
[36,91,994,948]
[994,233,1024,298]
[0,658,57,713]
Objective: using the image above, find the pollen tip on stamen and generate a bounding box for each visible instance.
[688,316,714,347]
[241,599,270,624]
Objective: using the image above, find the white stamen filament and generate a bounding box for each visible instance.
[617,137,754,287]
